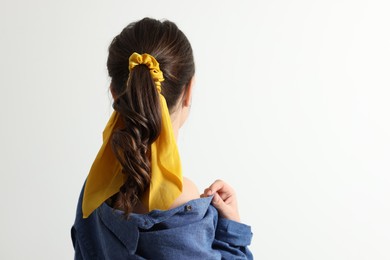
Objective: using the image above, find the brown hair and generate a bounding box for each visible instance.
[106,18,195,215]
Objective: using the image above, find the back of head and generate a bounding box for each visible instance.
[106,18,195,215]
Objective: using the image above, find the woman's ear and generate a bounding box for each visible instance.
[183,76,195,108]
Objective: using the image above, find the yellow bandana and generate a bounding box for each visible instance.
[82,52,183,218]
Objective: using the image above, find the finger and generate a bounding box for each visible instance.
[207,179,226,194]
[211,192,226,210]
[217,190,232,202]
[200,192,211,198]
[203,188,212,196]
[200,188,211,197]
[203,181,223,196]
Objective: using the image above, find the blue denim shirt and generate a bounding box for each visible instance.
[71,185,253,259]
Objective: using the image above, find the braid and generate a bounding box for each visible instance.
[110,67,161,216]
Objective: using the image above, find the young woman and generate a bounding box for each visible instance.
[71,17,253,259]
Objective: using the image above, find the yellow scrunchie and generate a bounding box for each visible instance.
[82,52,183,218]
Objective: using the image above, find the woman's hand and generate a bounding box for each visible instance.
[201,180,240,222]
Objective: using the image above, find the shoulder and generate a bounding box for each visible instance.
[169,177,200,209]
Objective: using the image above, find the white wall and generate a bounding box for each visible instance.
[1,0,389,259]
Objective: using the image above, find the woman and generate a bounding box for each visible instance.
[71,17,253,259]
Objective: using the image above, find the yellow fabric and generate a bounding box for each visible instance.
[82,52,183,218]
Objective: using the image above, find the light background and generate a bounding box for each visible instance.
[1,0,389,259]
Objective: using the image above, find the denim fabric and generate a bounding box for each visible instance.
[72,184,253,259]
